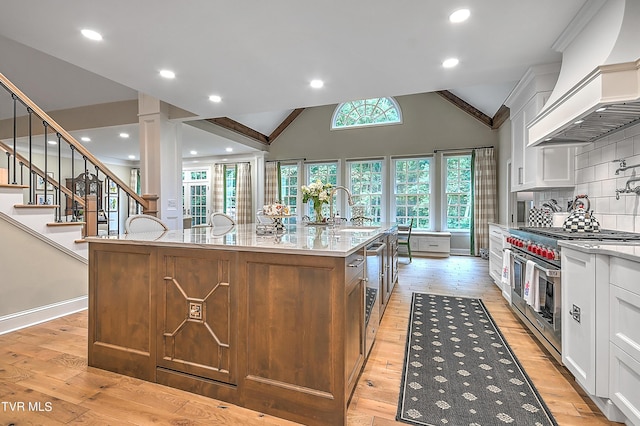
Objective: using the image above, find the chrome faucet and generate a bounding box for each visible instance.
[328,186,354,224]
[614,159,640,175]
[615,175,640,199]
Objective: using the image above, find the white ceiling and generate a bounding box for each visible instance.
[0,1,588,162]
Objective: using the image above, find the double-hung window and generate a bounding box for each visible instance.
[444,154,472,230]
[279,163,300,222]
[348,159,384,224]
[305,162,338,218]
[224,165,237,218]
[393,157,432,229]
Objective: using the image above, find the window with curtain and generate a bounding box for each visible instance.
[305,162,338,218]
[393,157,432,229]
[348,159,383,224]
[445,154,472,230]
[280,163,299,222]
[332,97,402,129]
[224,165,237,218]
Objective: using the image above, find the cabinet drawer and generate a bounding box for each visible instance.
[610,285,640,362]
[610,257,640,294]
[489,226,503,240]
[345,251,365,283]
[609,343,640,426]
[418,237,450,253]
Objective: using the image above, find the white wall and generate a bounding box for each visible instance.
[0,218,87,323]
[535,122,640,232]
[497,119,512,225]
[269,92,498,160]
[268,92,500,253]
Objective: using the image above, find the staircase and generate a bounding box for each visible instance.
[0,184,87,260]
[0,72,156,334]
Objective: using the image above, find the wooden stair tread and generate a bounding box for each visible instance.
[0,183,29,189]
[47,221,86,227]
[14,203,60,209]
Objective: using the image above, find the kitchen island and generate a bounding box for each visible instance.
[87,223,397,426]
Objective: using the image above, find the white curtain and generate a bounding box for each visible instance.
[211,163,225,215]
[236,163,252,224]
[264,161,279,205]
[473,148,497,255]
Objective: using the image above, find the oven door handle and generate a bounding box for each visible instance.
[511,252,560,278]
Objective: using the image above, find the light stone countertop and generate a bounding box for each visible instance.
[559,240,640,263]
[88,223,397,257]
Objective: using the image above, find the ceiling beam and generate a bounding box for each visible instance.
[435,90,510,130]
[206,117,270,145]
[207,108,306,146]
[491,104,510,129]
[269,108,305,142]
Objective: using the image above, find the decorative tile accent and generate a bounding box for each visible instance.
[189,302,203,320]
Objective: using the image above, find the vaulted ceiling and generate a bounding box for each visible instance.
[0,1,588,162]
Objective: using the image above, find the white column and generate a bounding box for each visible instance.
[138,93,183,229]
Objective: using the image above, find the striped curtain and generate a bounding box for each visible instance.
[129,168,140,215]
[473,148,497,255]
[264,161,279,205]
[236,162,252,224]
[211,163,225,215]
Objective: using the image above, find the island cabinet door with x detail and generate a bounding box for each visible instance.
[156,249,238,386]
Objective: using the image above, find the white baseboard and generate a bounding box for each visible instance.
[0,296,87,335]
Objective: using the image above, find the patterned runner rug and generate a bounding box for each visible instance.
[396,293,557,426]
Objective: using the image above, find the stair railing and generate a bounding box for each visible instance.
[0,72,156,237]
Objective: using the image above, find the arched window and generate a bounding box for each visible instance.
[331,97,402,129]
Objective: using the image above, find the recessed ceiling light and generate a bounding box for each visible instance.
[222,158,228,161]
[81,29,102,41]
[449,9,470,23]
[128,155,136,160]
[159,69,175,79]
[574,119,584,124]
[81,136,91,142]
[190,150,198,155]
[225,147,233,152]
[544,137,552,141]
[47,140,57,145]
[310,79,324,89]
[595,107,607,112]
[442,58,459,68]
[209,95,222,103]
[119,132,130,138]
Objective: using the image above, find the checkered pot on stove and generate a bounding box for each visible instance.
[563,194,600,232]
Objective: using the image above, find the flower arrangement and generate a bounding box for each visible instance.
[263,202,290,216]
[302,180,333,222]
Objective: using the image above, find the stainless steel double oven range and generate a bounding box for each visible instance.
[506,227,640,364]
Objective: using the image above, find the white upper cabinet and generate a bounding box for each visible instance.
[505,64,575,191]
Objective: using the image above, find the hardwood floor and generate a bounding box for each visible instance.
[0,256,620,425]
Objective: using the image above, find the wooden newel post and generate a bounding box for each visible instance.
[142,194,159,217]
[85,195,98,237]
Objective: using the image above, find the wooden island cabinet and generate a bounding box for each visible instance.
[88,224,396,426]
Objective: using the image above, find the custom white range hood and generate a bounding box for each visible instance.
[529,0,640,146]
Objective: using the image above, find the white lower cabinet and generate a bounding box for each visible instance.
[609,344,640,426]
[408,232,450,257]
[609,258,640,426]
[561,247,610,397]
[488,224,510,302]
[561,244,640,424]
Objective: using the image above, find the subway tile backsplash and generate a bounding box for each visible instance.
[535,122,640,233]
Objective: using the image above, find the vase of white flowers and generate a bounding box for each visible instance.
[302,180,333,223]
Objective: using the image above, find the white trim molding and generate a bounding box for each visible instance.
[0,296,88,335]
